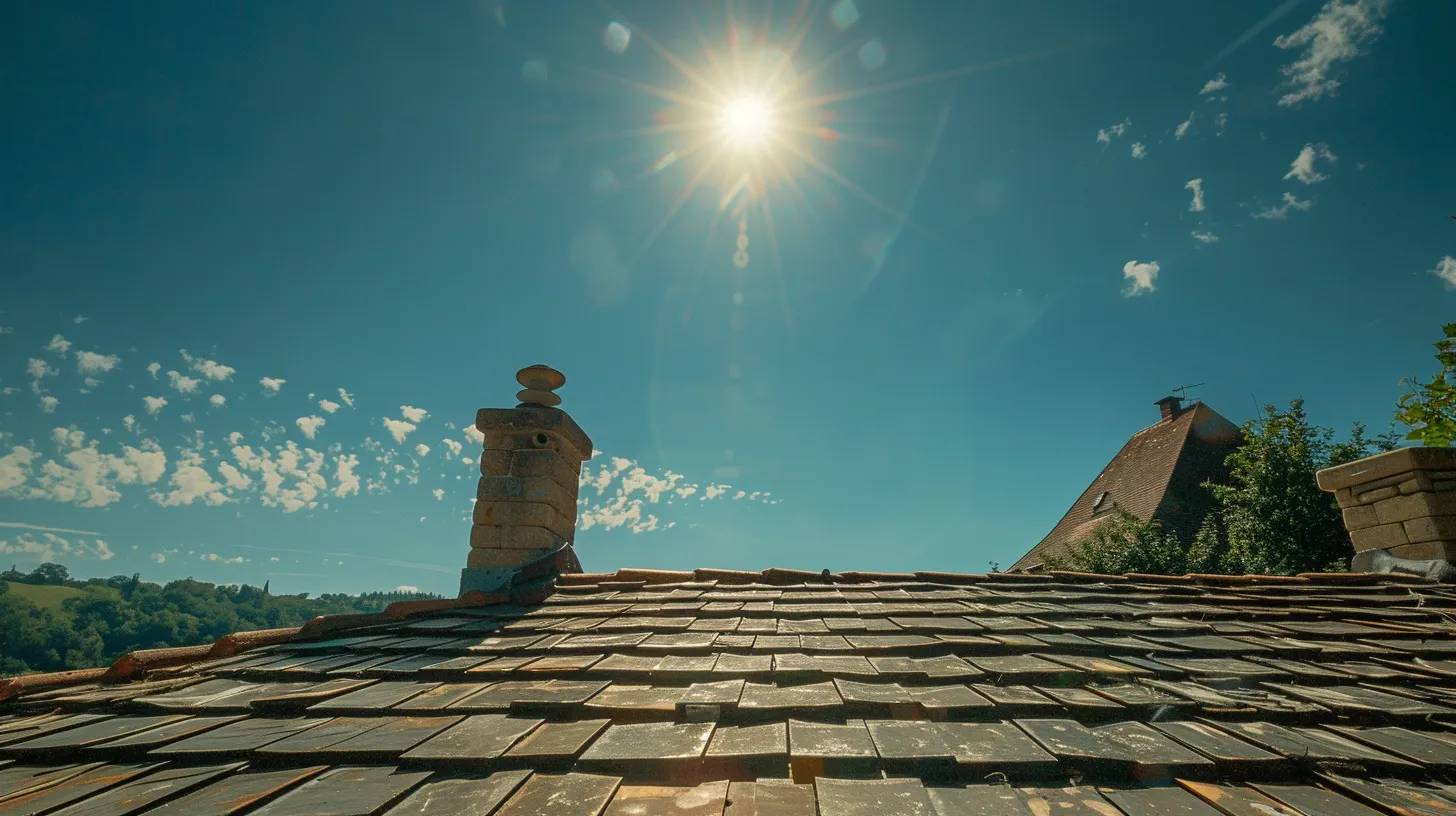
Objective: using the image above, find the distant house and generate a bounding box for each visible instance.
[1011,396,1242,572]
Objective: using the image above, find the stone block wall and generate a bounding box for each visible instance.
[1328,461,1456,564]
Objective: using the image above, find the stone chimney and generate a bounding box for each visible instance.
[1155,396,1183,422]
[461,365,592,594]
[1317,447,1456,577]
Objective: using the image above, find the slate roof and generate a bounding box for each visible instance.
[3,566,1456,816]
[1013,402,1242,572]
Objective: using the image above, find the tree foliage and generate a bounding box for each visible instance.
[1049,400,1399,577]
[1395,323,1456,447]
[1042,509,1222,575]
[1211,400,1394,575]
[0,565,441,677]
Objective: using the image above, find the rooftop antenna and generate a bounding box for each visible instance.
[1171,383,1205,404]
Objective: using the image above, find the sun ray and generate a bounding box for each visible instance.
[626,147,728,270]
[615,138,716,196]
[787,39,1100,111]
[561,120,714,148]
[557,58,720,114]
[754,178,797,335]
[762,0,826,91]
[775,137,915,230]
[768,30,862,104]
[596,0,731,107]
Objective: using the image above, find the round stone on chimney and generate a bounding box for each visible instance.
[516,364,565,408]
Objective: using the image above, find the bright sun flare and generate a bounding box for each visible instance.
[720,96,773,146]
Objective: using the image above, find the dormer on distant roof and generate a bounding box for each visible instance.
[462,364,592,594]
[1012,395,1241,571]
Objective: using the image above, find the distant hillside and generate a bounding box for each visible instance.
[0,562,442,678]
[0,582,89,613]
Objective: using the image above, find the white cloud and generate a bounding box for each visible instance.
[9,432,167,508]
[1215,112,1228,136]
[0,327,10,334]
[1274,0,1390,106]
[44,335,72,357]
[181,350,235,381]
[463,426,484,445]
[260,377,286,394]
[216,461,252,490]
[210,394,226,407]
[201,552,246,564]
[27,359,55,389]
[415,444,433,458]
[0,532,113,562]
[431,488,444,501]
[1253,191,1314,219]
[1430,256,1456,290]
[146,362,161,378]
[227,431,244,445]
[396,585,420,593]
[1192,231,1220,243]
[0,447,37,493]
[441,439,463,458]
[337,388,355,407]
[143,396,168,416]
[1095,118,1130,147]
[72,315,88,325]
[123,415,137,433]
[296,416,326,440]
[1130,142,1147,159]
[318,399,340,414]
[1185,178,1206,212]
[1175,113,1194,140]
[150,552,166,563]
[1284,143,1337,184]
[384,417,417,444]
[40,396,59,413]
[1199,73,1230,94]
[83,377,102,389]
[150,454,230,507]
[1122,260,1160,297]
[76,351,119,374]
[334,453,360,498]
[400,405,429,423]
[165,371,200,394]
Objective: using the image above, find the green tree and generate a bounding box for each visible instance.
[1042,510,1193,575]
[1210,399,1392,575]
[27,563,71,586]
[1395,323,1456,446]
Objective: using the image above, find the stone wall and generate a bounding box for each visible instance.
[1321,449,1456,565]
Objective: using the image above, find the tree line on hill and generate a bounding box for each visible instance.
[0,563,441,677]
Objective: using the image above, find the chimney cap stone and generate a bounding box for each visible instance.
[516,365,566,408]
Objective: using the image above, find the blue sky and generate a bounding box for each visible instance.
[2,0,1452,594]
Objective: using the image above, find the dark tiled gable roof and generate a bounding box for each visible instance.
[3,568,1456,815]
[1013,403,1241,572]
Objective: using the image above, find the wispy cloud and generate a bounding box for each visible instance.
[167,370,201,394]
[1284,143,1337,184]
[1206,0,1308,68]
[383,417,417,444]
[1274,0,1390,106]
[181,350,235,381]
[260,377,286,394]
[1095,118,1130,148]
[1122,260,1160,297]
[1191,231,1220,243]
[1431,256,1456,290]
[1214,112,1228,136]
[0,521,104,536]
[1174,113,1194,140]
[144,396,168,416]
[1130,143,1147,159]
[44,335,72,357]
[76,351,119,375]
[1185,178,1206,212]
[0,532,113,562]
[296,416,326,440]
[1253,191,1314,219]
[1198,73,1230,95]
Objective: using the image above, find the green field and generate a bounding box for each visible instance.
[2,582,87,613]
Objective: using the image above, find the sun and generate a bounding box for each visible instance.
[719,95,774,147]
